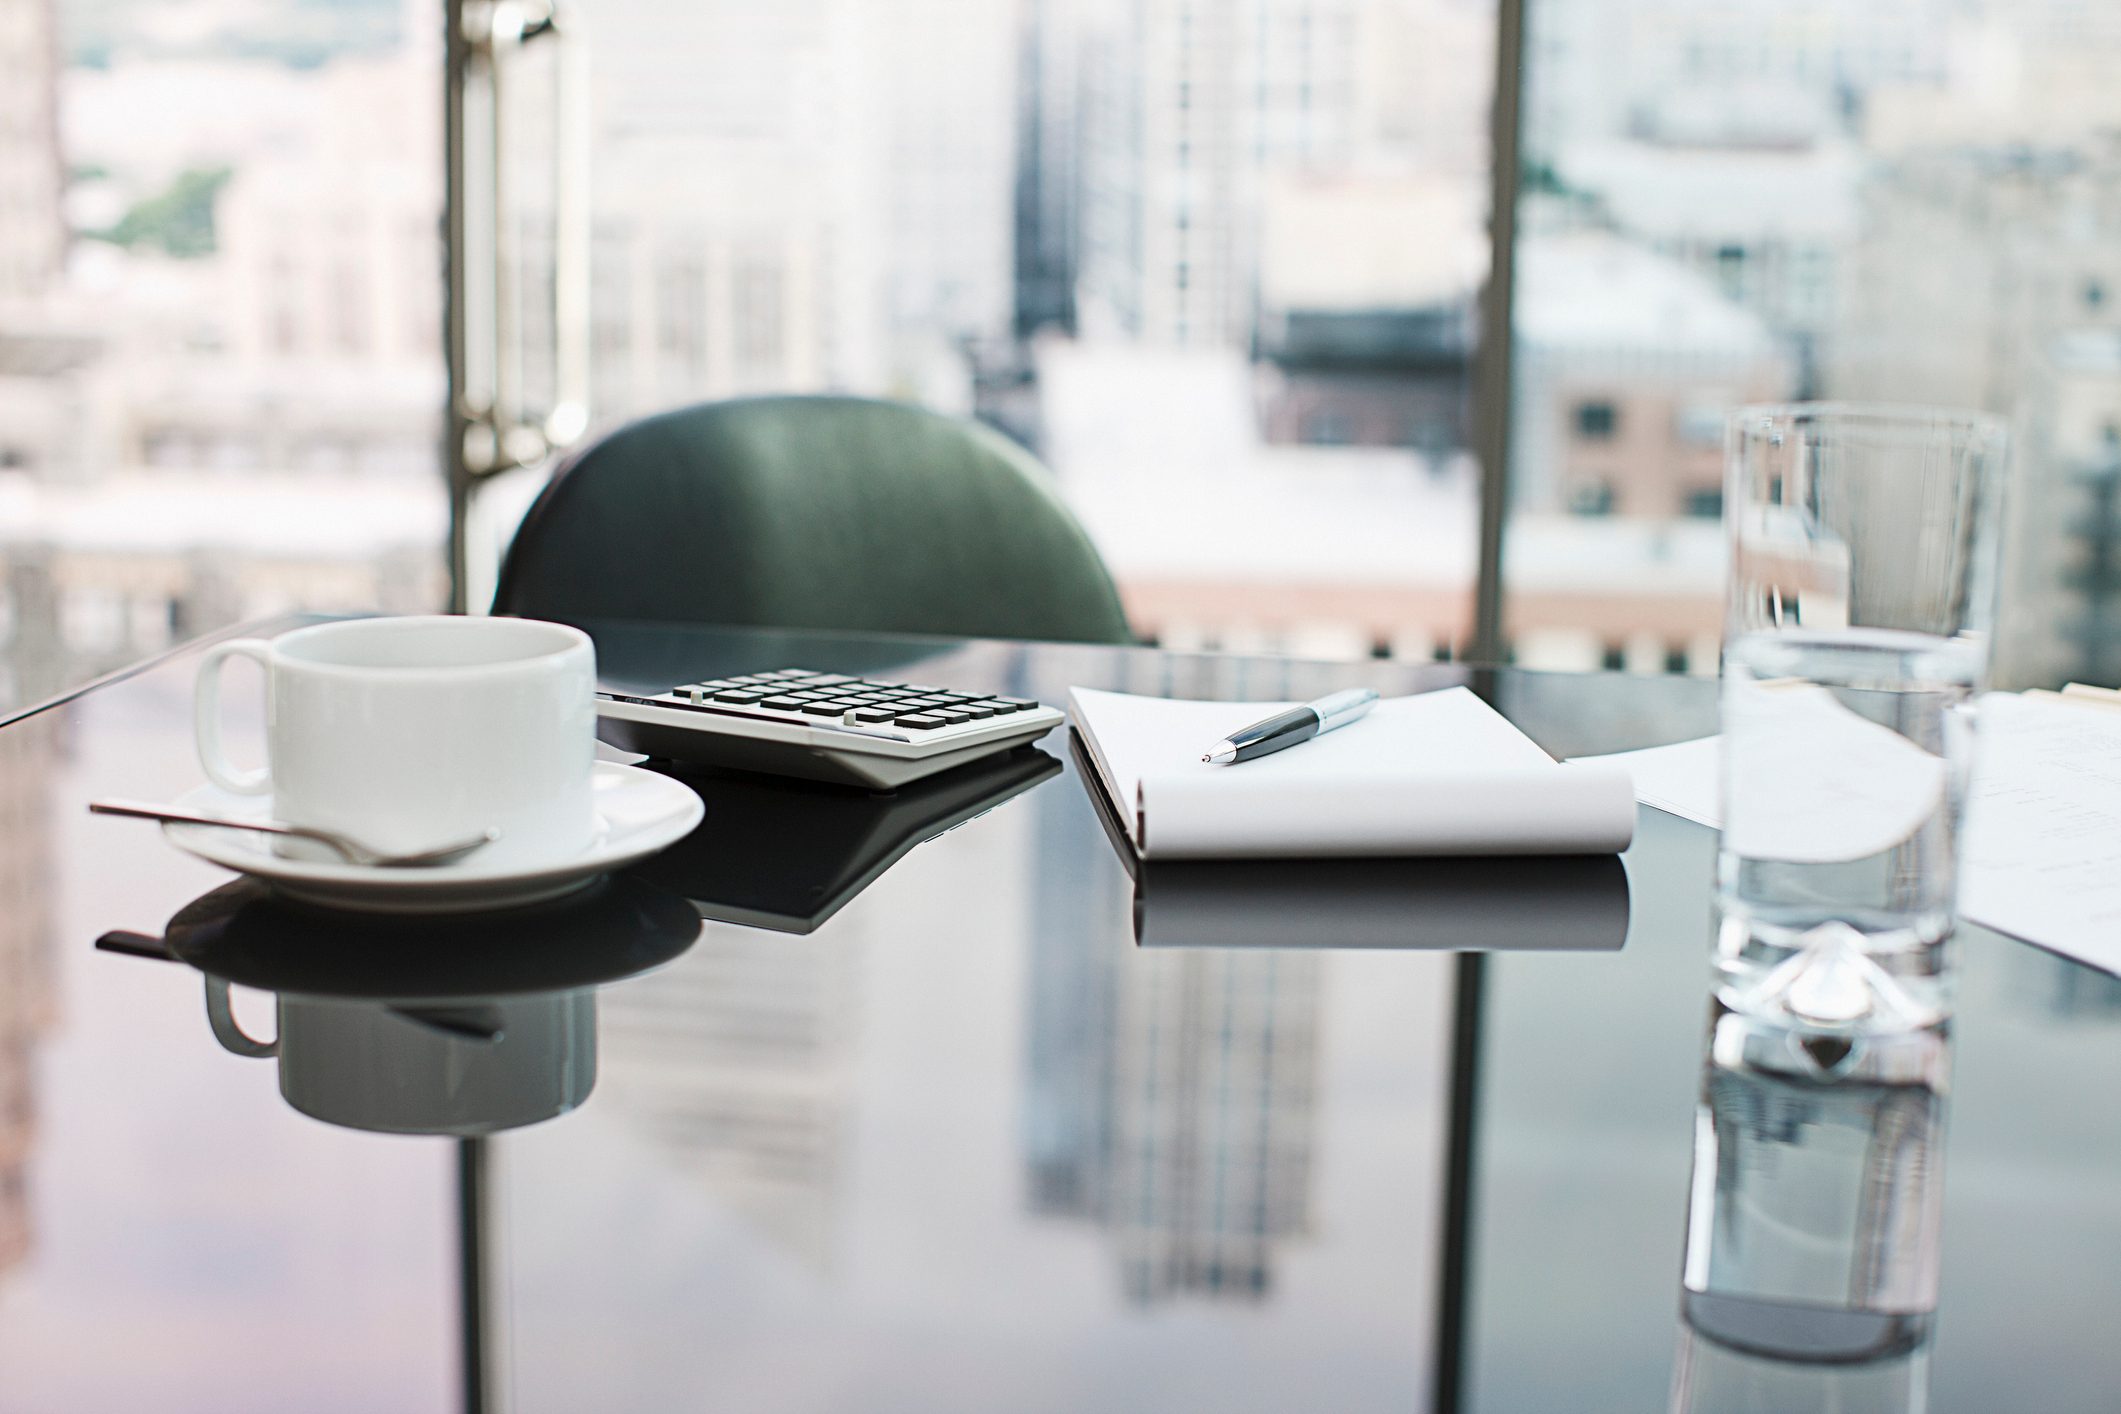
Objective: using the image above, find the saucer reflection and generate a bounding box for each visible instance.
[100,875,701,1137]
[1670,1007,1949,1413]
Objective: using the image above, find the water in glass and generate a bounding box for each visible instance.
[1717,627,1981,1030]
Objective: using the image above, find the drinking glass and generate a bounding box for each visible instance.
[1719,404,2008,1031]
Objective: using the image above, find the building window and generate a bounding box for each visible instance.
[1684,488,1724,519]
[1567,480,1615,516]
[1674,403,1725,447]
[1574,400,1618,440]
[1301,409,1353,445]
[2086,278,2107,312]
[733,258,784,373]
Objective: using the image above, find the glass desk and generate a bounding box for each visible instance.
[0,616,2113,1412]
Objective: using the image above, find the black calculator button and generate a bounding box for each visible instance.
[895,712,949,728]
[849,707,898,723]
[713,689,768,703]
[931,709,975,725]
[976,699,1031,713]
[953,704,999,719]
[759,696,809,710]
[796,701,848,715]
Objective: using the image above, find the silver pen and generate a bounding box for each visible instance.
[1201,688,1380,765]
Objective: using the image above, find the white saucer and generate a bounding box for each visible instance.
[163,763,705,914]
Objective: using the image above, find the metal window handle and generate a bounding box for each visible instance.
[452,0,588,479]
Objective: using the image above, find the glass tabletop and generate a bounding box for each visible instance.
[0,615,2113,1412]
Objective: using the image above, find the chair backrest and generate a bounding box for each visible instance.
[493,395,1135,645]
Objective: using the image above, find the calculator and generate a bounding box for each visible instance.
[595,668,1065,789]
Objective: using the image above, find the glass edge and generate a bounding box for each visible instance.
[1729,400,2011,440]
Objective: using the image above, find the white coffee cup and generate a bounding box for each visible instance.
[194,616,597,870]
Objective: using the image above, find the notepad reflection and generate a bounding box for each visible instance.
[1132,855,1631,952]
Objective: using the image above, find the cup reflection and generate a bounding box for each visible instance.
[204,982,596,1136]
[1670,1006,1950,1413]
[100,874,700,1137]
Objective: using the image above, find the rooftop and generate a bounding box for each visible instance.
[1513,231,1778,359]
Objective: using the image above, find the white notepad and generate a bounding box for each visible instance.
[1068,685,1637,859]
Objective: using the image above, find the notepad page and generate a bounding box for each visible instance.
[1068,686,1636,858]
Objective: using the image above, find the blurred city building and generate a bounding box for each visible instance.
[596,924,858,1272]
[1024,786,1321,1303]
[0,713,55,1281]
[2,0,2120,688]
[0,0,443,706]
[0,0,65,300]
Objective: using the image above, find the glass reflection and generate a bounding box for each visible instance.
[1671,1006,1950,1413]
[96,874,700,1137]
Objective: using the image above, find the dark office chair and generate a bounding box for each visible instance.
[492,395,1135,645]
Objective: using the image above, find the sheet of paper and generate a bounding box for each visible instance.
[1068,685,1636,859]
[1576,695,2121,977]
[1575,736,1722,828]
[1721,680,1949,864]
[1958,693,2121,977]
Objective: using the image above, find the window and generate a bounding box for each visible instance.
[1674,403,1725,447]
[0,0,445,709]
[1501,0,2121,684]
[1684,487,1723,519]
[1567,480,1615,517]
[526,0,1498,661]
[1300,409,1353,445]
[732,258,785,377]
[1573,400,1618,440]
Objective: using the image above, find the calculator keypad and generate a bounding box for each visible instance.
[666,669,1043,734]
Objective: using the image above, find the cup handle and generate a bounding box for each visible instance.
[202,976,278,1058]
[194,638,274,796]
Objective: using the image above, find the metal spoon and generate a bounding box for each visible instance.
[89,800,500,868]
